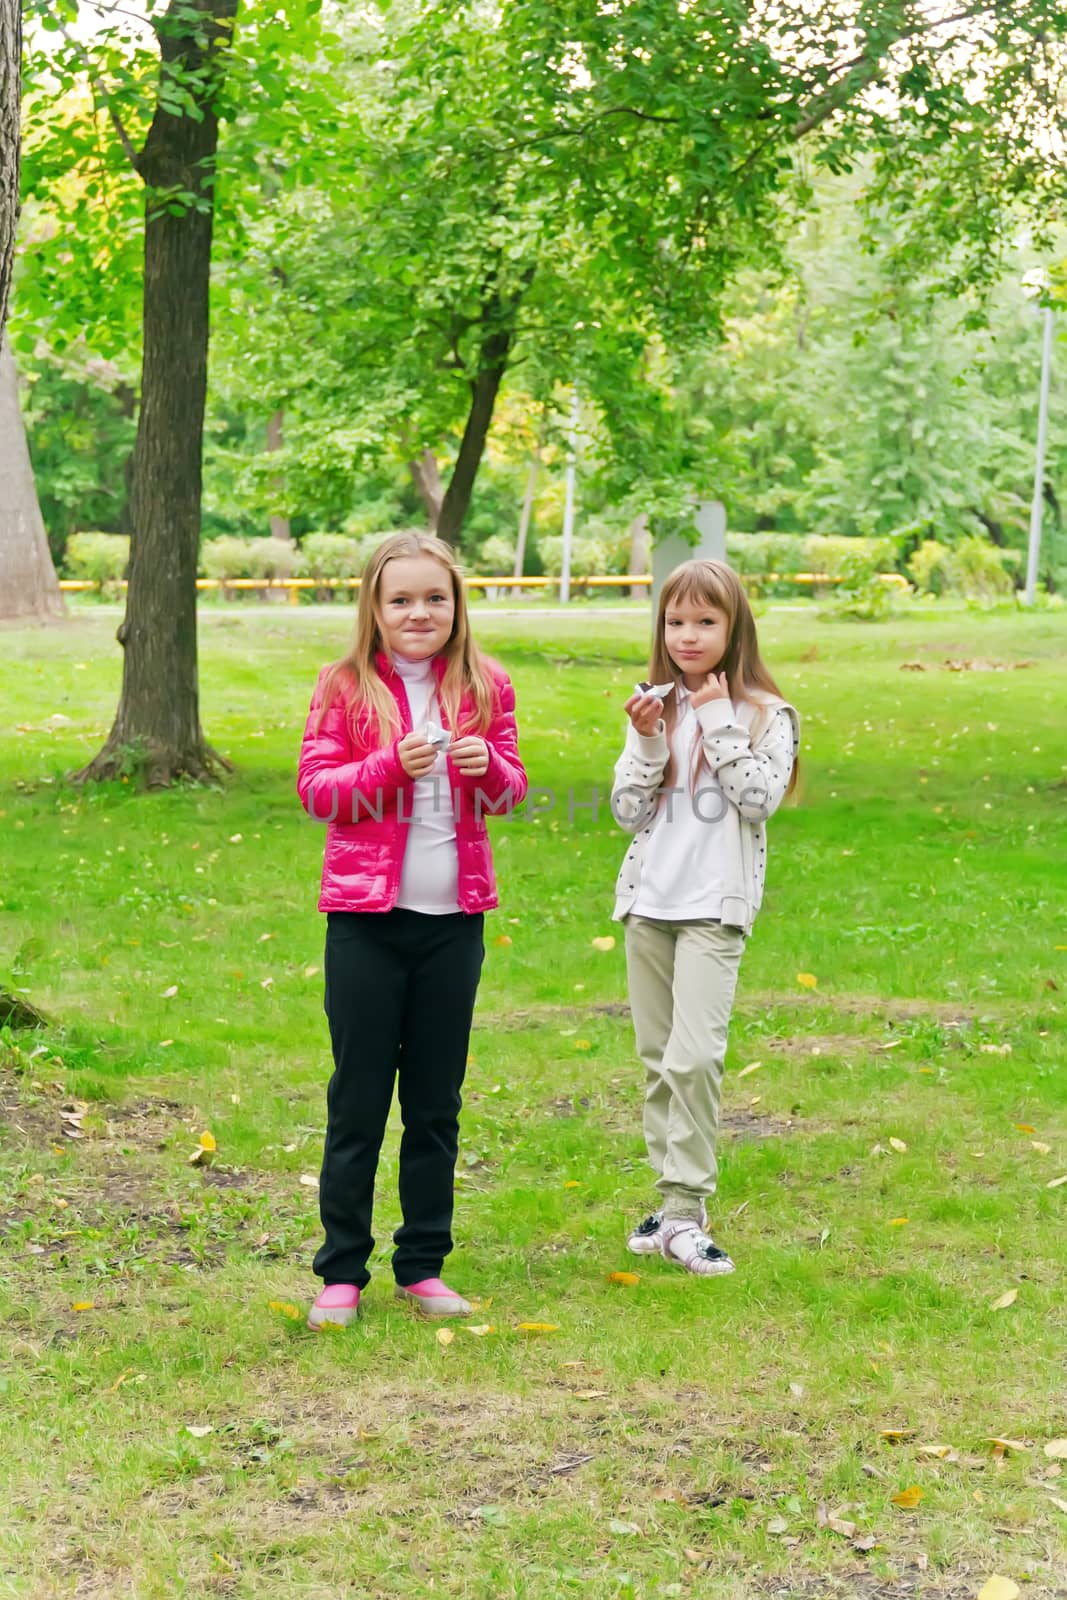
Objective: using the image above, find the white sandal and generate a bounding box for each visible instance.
[660,1219,735,1276]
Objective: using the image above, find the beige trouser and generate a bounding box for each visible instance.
[624,915,745,1219]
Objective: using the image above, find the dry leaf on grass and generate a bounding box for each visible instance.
[516,1322,559,1334]
[268,1301,302,1321]
[917,1444,955,1460]
[298,1174,319,1189]
[463,1324,494,1337]
[891,1485,924,1509]
[879,1429,914,1441]
[493,934,512,947]
[766,1517,789,1535]
[990,1288,1018,1310]
[590,936,616,952]
[608,1520,642,1537]
[1047,1174,1067,1189]
[1043,1440,1067,1459]
[184,1424,213,1438]
[887,1216,910,1227]
[575,1389,610,1401]
[816,1502,857,1537]
[606,1271,640,1287]
[976,1579,1020,1600]
[1046,1495,1067,1513]
[436,1328,454,1347]
[889,1137,908,1153]
[987,1438,1030,1454]
[736,1060,762,1079]
[71,1301,94,1312]
[796,972,818,989]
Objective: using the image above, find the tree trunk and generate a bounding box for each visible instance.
[77,0,238,787]
[0,0,17,333]
[0,335,65,621]
[266,407,291,542]
[437,303,516,547]
[511,443,539,597]
[408,446,443,531]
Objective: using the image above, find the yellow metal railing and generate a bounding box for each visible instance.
[58,571,888,597]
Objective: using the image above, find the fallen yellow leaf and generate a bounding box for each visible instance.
[198,1130,217,1152]
[1043,1439,1067,1459]
[736,1060,762,1079]
[303,965,319,978]
[796,972,818,989]
[879,1429,914,1440]
[494,934,512,947]
[436,1328,454,1347]
[563,1180,581,1189]
[990,1288,1018,1311]
[516,1322,559,1334]
[890,1485,924,1509]
[590,936,616,952]
[887,1217,910,1227]
[268,1300,302,1321]
[889,1137,908,1153]
[1014,1123,1036,1134]
[1047,1495,1067,1513]
[463,1324,494,1336]
[1047,1174,1067,1189]
[574,1039,591,1050]
[977,1579,1020,1600]
[917,1444,954,1460]
[71,1301,94,1312]
[986,1438,1030,1453]
[606,1271,640,1287]
[1032,1141,1051,1154]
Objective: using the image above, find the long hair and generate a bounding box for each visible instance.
[317,531,495,743]
[648,559,797,797]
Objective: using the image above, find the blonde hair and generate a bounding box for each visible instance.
[318,531,495,744]
[649,559,797,797]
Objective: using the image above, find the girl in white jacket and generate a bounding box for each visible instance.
[611,560,799,1276]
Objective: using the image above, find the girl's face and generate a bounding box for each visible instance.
[662,592,730,687]
[377,556,456,660]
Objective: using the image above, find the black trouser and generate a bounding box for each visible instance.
[314,908,485,1288]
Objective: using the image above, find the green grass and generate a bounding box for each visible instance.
[1,601,1065,1600]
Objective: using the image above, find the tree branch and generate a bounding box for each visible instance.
[47,6,144,174]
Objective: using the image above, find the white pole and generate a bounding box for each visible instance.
[559,382,579,604]
[1025,304,1054,605]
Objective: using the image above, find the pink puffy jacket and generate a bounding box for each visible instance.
[297,651,527,914]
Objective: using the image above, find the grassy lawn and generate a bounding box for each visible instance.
[1,600,1065,1600]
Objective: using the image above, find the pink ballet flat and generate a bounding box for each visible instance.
[308,1283,361,1330]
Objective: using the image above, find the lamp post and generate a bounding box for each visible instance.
[1022,270,1055,606]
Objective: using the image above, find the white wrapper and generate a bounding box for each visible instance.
[424,718,452,751]
[634,680,675,699]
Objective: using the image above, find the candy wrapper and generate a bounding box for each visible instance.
[424,719,452,752]
[634,680,674,700]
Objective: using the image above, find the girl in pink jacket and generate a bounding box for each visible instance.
[297,531,527,1328]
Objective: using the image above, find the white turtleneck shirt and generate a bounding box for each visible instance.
[392,653,460,915]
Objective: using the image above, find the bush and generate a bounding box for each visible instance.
[539,534,611,578]
[201,536,305,584]
[907,540,955,596]
[473,535,518,577]
[65,533,129,590]
[952,536,1017,601]
[907,536,1016,601]
[299,533,366,582]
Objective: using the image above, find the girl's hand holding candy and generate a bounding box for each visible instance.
[625,691,665,737]
[450,736,490,776]
[398,730,438,778]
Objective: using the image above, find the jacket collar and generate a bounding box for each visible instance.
[375,648,447,685]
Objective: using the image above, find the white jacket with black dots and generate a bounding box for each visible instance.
[610,693,800,935]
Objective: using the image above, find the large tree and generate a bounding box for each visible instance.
[24,0,239,783]
[214,0,1067,548]
[0,0,63,625]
